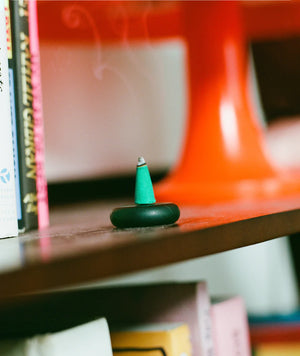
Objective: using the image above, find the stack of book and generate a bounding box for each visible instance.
[0,0,48,237]
[99,281,252,356]
[250,310,300,355]
[0,281,252,355]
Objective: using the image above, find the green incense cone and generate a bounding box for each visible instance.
[135,157,156,205]
[110,156,180,228]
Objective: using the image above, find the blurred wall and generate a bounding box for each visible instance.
[40,40,186,182]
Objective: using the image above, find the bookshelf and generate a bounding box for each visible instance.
[0,2,300,355]
[0,195,300,301]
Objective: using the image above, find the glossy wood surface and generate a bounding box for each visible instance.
[1,196,300,299]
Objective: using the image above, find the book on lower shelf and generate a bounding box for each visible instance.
[254,343,300,356]
[97,281,251,356]
[92,281,215,356]
[0,281,252,355]
[41,281,249,356]
[0,318,113,356]
[111,322,192,356]
[212,296,252,356]
[0,0,18,238]
[249,309,300,355]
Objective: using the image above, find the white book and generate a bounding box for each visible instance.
[0,0,17,238]
[0,318,113,356]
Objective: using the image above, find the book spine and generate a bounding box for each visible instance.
[4,0,23,231]
[28,0,49,229]
[10,0,38,231]
[212,297,252,356]
[170,324,193,356]
[0,0,18,237]
[197,282,216,356]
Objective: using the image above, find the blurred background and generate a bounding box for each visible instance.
[37,1,300,315]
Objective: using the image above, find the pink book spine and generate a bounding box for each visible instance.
[196,283,216,356]
[28,0,49,229]
[211,296,252,356]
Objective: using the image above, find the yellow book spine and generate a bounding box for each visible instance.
[111,324,192,356]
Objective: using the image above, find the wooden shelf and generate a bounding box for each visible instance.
[1,196,300,299]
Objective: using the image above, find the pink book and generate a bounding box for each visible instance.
[28,0,49,229]
[211,296,251,356]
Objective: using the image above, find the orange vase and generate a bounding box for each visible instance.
[155,0,300,204]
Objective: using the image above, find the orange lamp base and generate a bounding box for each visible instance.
[154,1,300,205]
[155,170,300,205]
